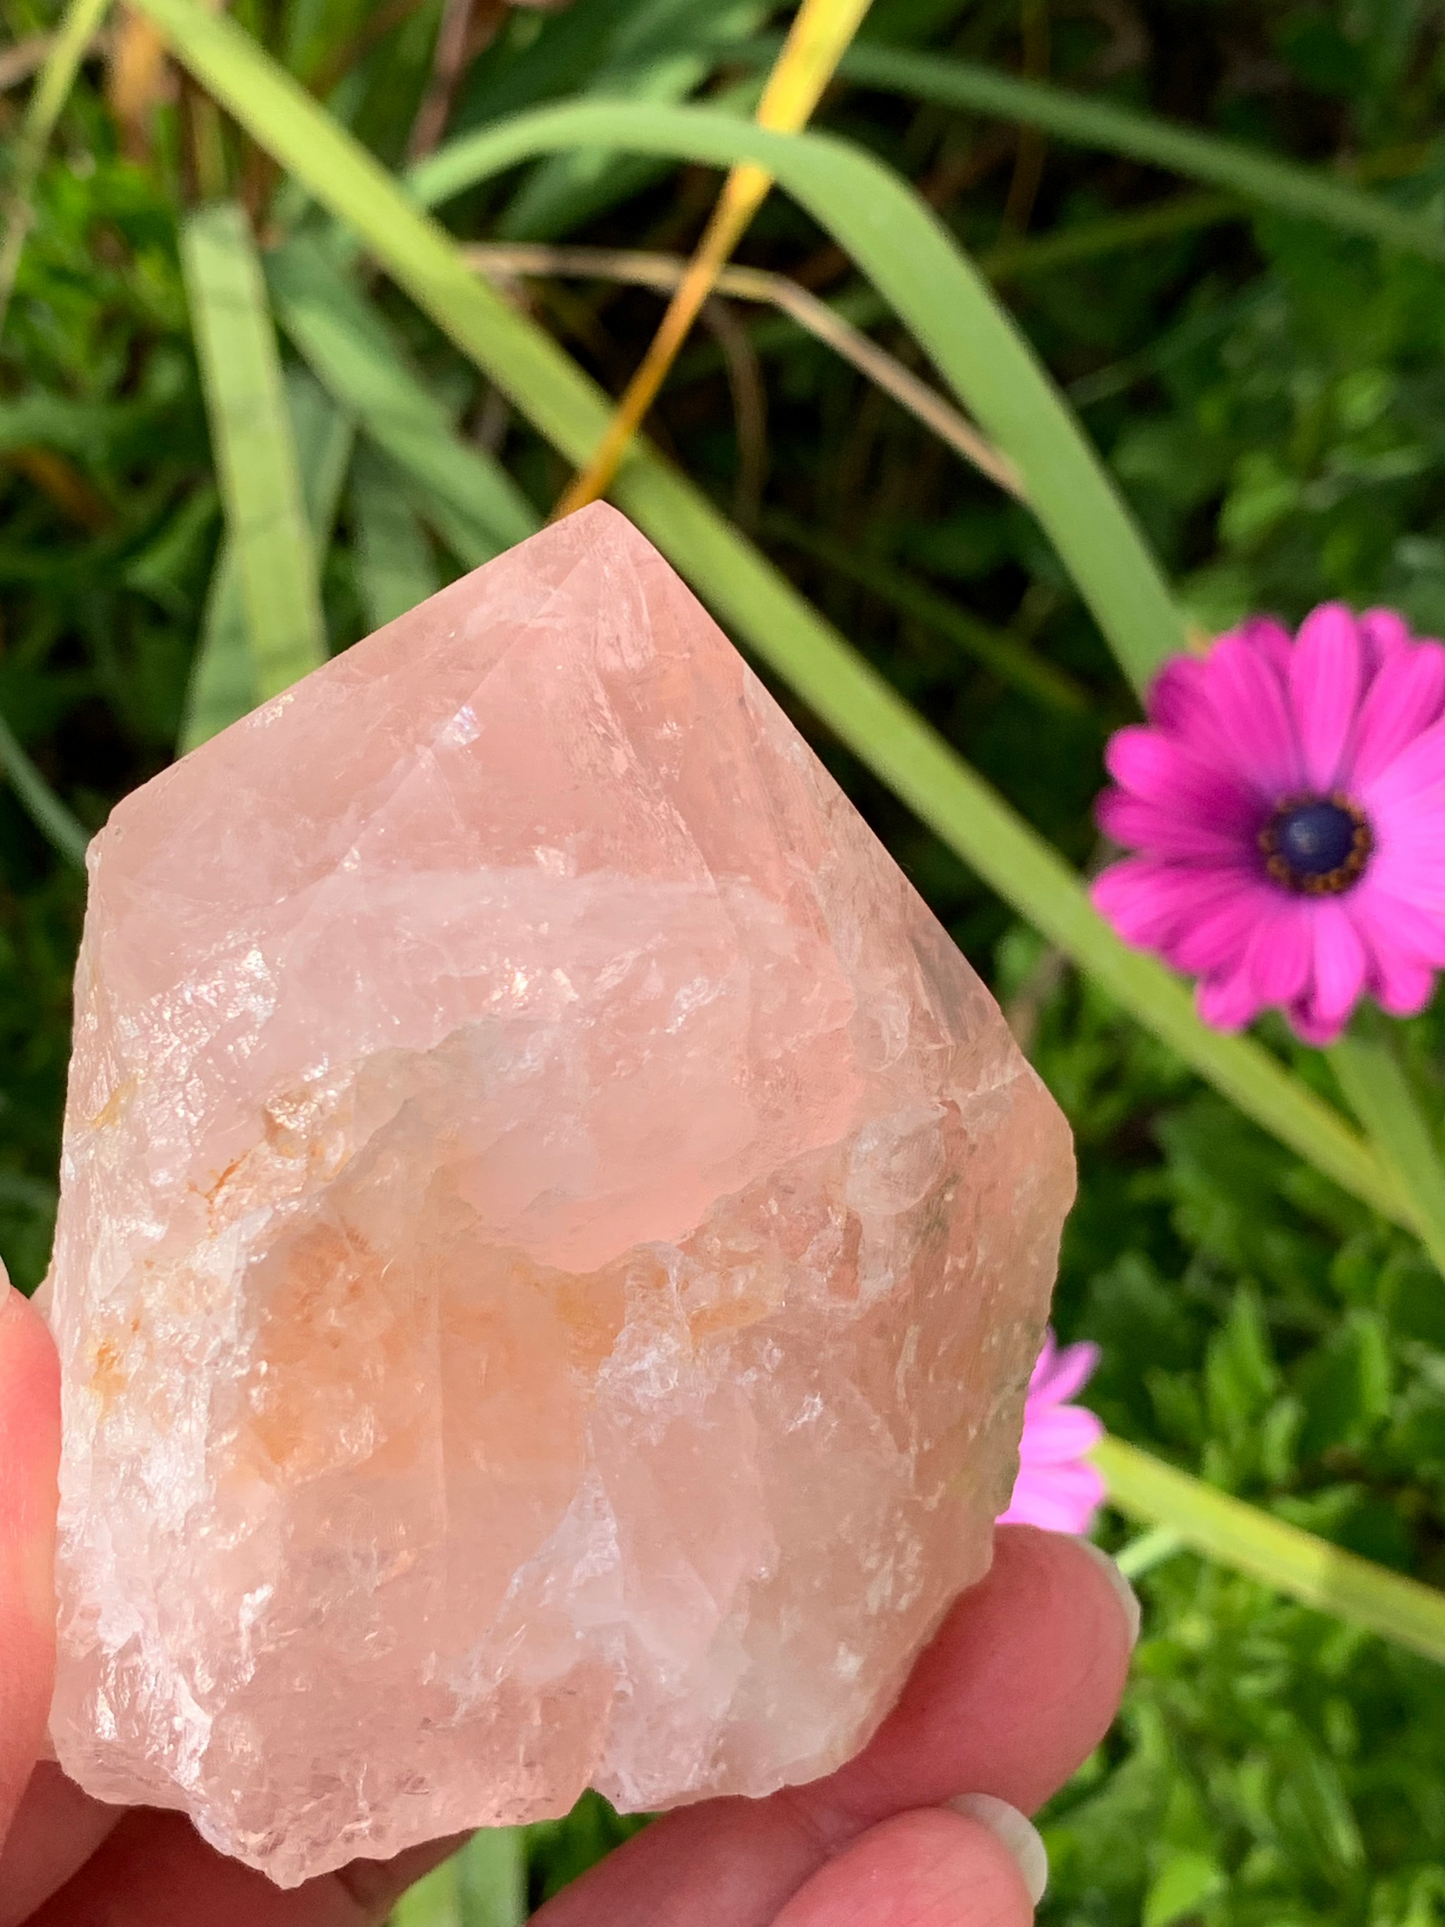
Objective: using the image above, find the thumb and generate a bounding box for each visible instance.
[0,1276,60,1848]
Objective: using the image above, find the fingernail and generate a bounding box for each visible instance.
[1066,1534,1141,1649]
[946,1793,1048,1906]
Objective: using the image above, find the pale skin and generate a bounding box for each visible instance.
[0,1282,1134,1927]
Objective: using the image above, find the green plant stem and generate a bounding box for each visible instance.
[1113,1524,1184,1581]
[0,708,89,868]
[1095,1435,1445,1666]
[1329,1008,1445,1283]
[0,0,112,334]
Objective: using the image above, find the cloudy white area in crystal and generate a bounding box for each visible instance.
[45,503,1075,1887]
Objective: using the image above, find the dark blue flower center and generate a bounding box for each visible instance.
[1258,793,1372,895]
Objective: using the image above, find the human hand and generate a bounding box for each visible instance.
[0,1277,1135,1925]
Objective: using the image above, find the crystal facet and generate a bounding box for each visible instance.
[47,504,1074,1887]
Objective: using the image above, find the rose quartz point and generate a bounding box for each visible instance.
[46,504,1074,1887]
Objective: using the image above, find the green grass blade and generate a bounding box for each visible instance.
[387,1829,526,1927]
[411,99,1184,695]
[764,509,1088,714]
[1096,1435,1445,1666]
[182,364,353,749]
[180,203,327,704]
[815,42,1445,265]
[1330,1009,1445,1283]
[0,0,112,333]
[0,706,89,867]
[266,242,537,564]
[457,1829,528,1927]
[129,0,1403,1233]
[351,442,442,628]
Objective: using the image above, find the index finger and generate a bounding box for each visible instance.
[0,1280,61,1846]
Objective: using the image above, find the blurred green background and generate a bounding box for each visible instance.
[6,0,1445,1918]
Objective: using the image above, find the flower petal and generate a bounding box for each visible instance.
[1171,882,1274,977]
[1028,1336,1100,1408]
[1287,996,1347,1046]
[1371,949,1435,1019]
[1147,654,1217,741]
[1017,1405,1106,1463]
[1096,790,1253,862]
[1234,615,1294,679]
[1203,634,1302,798]
[1359,713,1445,816]
[998,1461,1106,1535]
[1347,641,1445,790]
[1104,727,1261,833]
[1346,875,1445,964]
[1093,860,1257,956]
[1358,607,1415,674]
[1196,963,1267,1033]
[1243,897,1315,1005]
[1290,602,1362,792]
[1302,899,1368,1034]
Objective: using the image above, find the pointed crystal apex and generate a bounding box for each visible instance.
[48,504,1073,1886]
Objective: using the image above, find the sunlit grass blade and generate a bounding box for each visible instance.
[555,0,875,515]
[1095,1435,1445,1667]
[351,442,442,629]
[814,42,1445,264]
[266,241,537,563]
[129,0,1403,1231]
[412,99,1185,694]
[0,705,89,867]
[387,1829,527,1927]
[1330,1009,1445,1283]
[0,0,112,334]
[181,202,327,703]
[457,1828,528,1927]
[182,364,353,750]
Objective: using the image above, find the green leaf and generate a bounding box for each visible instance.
[1330,1009,1445,1285]
[815,41,1445,264]
[265,241,537,565]
[457,1829,528,1927]
[411,99,1186,696]
[350,442,441,629]
[180,203,328,704]
[129,0,1409,1235]
[181,364,353,750]
[1142,1849,1227,1927]
[387,1829,527,1927]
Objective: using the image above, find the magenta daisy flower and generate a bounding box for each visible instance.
[997,1330,1106,1535]
[1092,604,1445,1044]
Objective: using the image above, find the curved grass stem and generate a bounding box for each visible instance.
[1095,1435,1445,1666]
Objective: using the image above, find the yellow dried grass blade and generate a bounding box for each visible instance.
[553,0,872,517]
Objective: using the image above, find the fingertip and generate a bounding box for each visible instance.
[0,1276,61,1844]
[772,1808,1036,1927]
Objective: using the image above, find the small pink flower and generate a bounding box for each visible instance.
[1092,605,1445,1044]
[998,1330,1106,1535]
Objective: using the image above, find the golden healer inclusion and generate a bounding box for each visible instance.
[46,505,1074,1886]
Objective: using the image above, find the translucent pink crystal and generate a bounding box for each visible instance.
[47,504,1074,1887]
